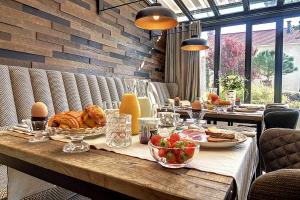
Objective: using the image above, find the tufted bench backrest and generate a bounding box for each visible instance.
[0,65,125,127]
[0,65,177,128]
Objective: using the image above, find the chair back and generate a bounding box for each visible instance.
[264,109,299,129]
[265,103,289,109]
[259,128,300,172]
[263,107,289,116]
[248,169,300,200]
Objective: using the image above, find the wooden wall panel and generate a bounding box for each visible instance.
[0,0,165,81]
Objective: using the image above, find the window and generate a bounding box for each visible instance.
[200,30,215,95]
[220,25,246,101]
[282,17,300,108]
[249,0,277,10]
[184,0,214,19]
[251,22,276,104]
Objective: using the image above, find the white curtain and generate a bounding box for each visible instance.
[165,21,201,101]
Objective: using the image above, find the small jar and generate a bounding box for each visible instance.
[138,118,160,144]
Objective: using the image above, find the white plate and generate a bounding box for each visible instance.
[198,133,248,148]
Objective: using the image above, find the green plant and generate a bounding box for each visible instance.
[219,74,244,91]
[251,83,274,104]
[252,50,298,86]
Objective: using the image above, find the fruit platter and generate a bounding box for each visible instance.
[204,93,232,111]
[148,133,199,168]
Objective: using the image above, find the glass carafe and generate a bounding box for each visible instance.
[137,80,152,118]
[119,79,141,135]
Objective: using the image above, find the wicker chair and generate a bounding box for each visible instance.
[259,128,300,172]
[248,169,300,200]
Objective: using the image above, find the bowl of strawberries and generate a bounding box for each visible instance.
[148,133,199,168]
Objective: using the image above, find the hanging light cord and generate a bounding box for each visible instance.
[151,29,197,38]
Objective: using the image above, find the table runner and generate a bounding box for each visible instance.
[51,133,258,200]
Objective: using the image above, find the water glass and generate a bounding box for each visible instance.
[105,108,119,122]
[106,114,132,148]
[138,118,160,144]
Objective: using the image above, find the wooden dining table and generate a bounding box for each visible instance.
[0,131,236,200]
[203,111,264,139]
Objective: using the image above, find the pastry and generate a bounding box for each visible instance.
[82,105,106,128]
[205,129,235,139]
[48,111,83,129]
[207,137,237,142]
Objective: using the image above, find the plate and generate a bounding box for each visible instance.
[199,133,248,148]
[48,127,105,138]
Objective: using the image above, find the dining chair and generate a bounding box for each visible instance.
[248,169,300,200]
[263,107,289,116]
[259,128,300,173]
[265,103,289,110]
[264,109,299,129]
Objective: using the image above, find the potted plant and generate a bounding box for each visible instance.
[219,74,244,102]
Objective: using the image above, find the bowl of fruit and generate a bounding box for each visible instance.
[148,133,199,168]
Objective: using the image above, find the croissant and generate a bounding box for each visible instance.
[48,111,83,129]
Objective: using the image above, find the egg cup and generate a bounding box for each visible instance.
[23,119,49,143]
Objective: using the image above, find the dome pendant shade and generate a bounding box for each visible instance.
[135,3,178,30]
[181,35,209,51]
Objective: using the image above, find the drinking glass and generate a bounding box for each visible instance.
[105,108,119,123]
[123,78,137,94]
[136,79,148,97]
[23,119,49,143]
[106,114,132,148]
[208,87,218,94]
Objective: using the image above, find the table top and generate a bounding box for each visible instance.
[204,111,263,122]
[0,131,234,200]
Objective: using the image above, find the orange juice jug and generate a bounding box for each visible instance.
[119,79,141,135]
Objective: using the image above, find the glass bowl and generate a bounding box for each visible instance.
[148,140,199,168]
[48,127,105,153]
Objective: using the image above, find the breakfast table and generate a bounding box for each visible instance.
[0,125,258,200]
[203,111,263,138]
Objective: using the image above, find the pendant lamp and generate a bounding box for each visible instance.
[181,35,209,51]
[135,2,178,30]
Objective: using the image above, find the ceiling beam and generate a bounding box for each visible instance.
[242,0,250,11]
[201,2,300,29]
[277,0,285,7]
[177,0,273,18]
[207,0,220,17]
[173,0,194,21]
[143,0,152,6]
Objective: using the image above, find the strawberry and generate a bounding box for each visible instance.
[169,133,180,144]
[176,150,188,164]
[185,143,196,158]
[166,152,176,164]
[174,140,187,149]
[159,138,171,148]
[158,149,166,157]
[150,135,162,146]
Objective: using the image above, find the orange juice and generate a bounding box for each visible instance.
[119,93,141,135]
